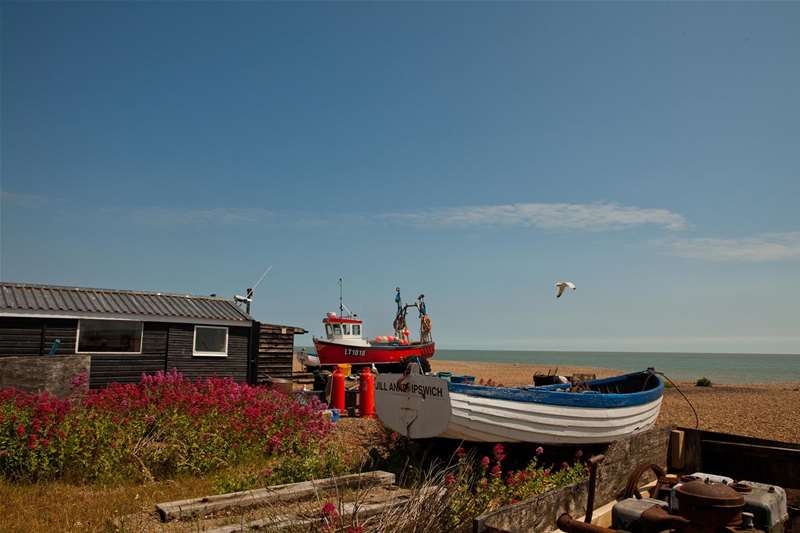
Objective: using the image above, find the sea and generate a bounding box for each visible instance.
[434,349,800,384]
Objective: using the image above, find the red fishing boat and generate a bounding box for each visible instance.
[312,282,435,368]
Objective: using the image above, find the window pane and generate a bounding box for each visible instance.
[195,327,227,353]
[325,324,333,337]
[343,324,350,335]
[353,325,361,335]
[78,320,142,353]
[333,324,342,335]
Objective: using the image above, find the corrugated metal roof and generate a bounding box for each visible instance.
[0,282,252,325]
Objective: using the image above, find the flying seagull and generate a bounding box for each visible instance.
[555,281,576,298]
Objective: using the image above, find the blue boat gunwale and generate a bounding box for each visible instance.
[446,370,664,409]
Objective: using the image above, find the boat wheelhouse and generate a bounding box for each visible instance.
[322,313,369,348]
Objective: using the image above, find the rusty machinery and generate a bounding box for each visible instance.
[557,459,789,533]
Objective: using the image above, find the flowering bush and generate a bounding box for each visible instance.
[446,443,588,523]
[0,370,334,484]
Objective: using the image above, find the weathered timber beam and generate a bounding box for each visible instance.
[155,470,395,522]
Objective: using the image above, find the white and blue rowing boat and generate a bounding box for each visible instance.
[374,367,664,444]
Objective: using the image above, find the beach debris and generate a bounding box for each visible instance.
[555,280,577,298]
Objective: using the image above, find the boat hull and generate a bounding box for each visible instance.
[374,369,664,444]
[313,338,435,366]
[439,392,662,444]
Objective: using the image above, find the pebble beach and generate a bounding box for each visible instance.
[429,360,800,444]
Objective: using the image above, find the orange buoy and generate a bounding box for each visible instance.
[359,366,375,417]
[330,367,345,412]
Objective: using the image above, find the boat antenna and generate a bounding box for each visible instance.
[252,265,273,293]
[235,265,272,315]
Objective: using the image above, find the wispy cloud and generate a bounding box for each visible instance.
[667,232,800,262]
[121,207,274,226]
[0,191,50,209]
[384,202,687,231]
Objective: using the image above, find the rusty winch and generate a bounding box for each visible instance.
[673,479,746,531]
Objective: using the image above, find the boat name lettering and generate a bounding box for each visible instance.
[344,348,366,356]
[376,381,444,398]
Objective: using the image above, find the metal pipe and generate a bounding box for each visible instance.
[584,454,606,524]
[557,513,619,533]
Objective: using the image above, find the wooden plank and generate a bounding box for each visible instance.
[699,439,800,489]
[681,427,703,473]
[156,471,395,522]
[669,429,685,469]
[205,485,442,533]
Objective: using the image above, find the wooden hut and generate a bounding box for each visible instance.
[0,282,305,388]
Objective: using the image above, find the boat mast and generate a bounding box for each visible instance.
[339,277,344,317]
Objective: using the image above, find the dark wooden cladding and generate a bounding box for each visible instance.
[1,317,256,388]
[252,323,305,383]
[0,317,77,356]
[0,318,42,356]
[88,323,168,388]
[165,324,249,382]
[44,322,77,355]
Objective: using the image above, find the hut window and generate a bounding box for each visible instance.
[333,324,342,335]
[77,320,143,354]
[353,324,361,336]
[193,326,228,356]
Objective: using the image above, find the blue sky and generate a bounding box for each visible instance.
[1,2,798,353]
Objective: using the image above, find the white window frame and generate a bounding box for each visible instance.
[192,325,229,357]
[76,319,144,355]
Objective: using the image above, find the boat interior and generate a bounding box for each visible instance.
[527,370,662,394]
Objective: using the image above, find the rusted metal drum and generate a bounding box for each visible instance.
[675,480,745,529]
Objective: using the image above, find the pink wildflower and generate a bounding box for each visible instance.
[445,473,456,485]
[493,443,506,462]
[480,456,490,469]
[491,464,502,478]
[321,502,338,517]
[535,446,544,456]
[16,424,25,437]
[455,446,466,459]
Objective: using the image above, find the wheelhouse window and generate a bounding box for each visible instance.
[193,326,228,356]
[77,320,142,353]
[325,324,333,337]
[343,324,351,335]
[353,324,361,336]
[333,324,342,335]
